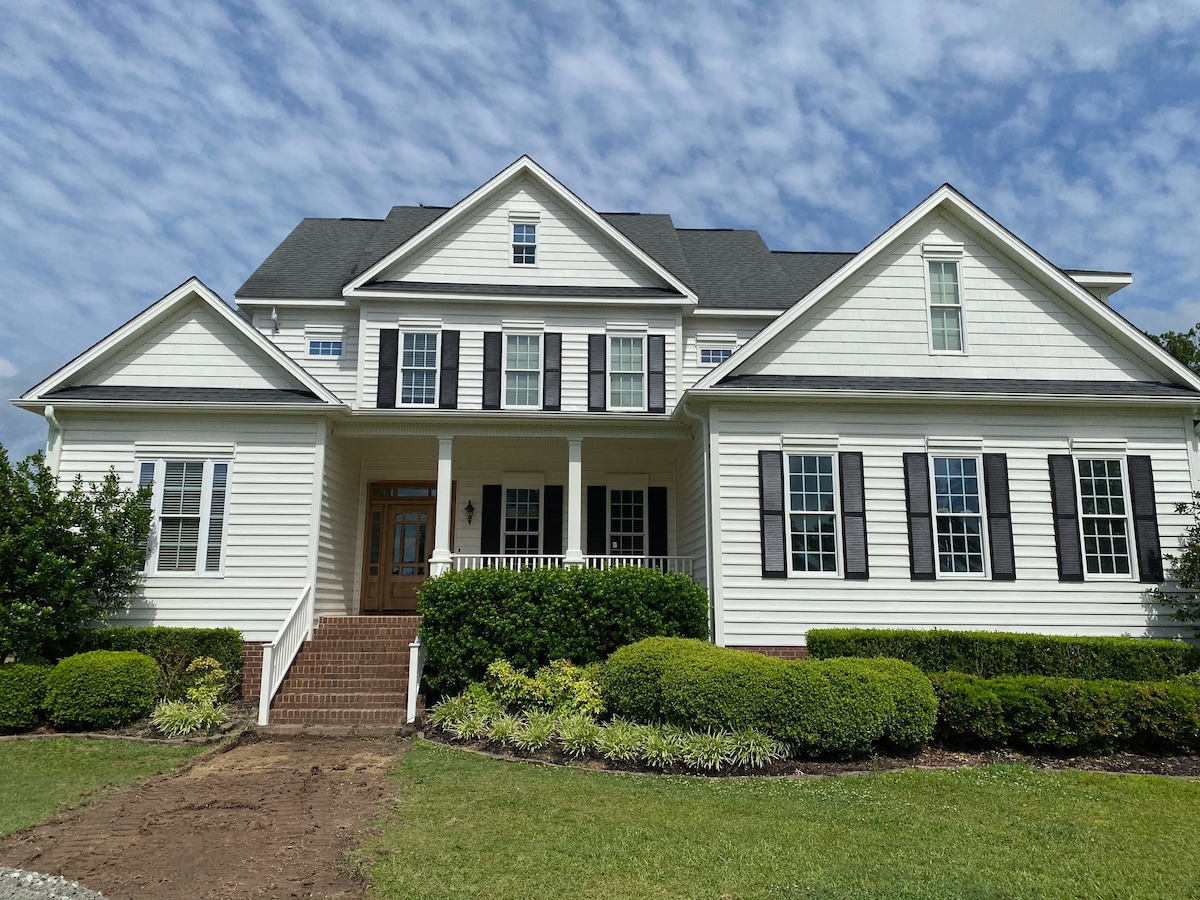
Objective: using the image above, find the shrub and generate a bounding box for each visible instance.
[558,713,603,758]
[44,650,159,729]
[807,628,1200,681]
[79,627,244,699]
[150,657,230,737]
[597,718,642,762]
[418,566,708,695]
[639,726,684,767]
[681,729,733,771]
[0,663,50,733]
[485,659,604,716]
[932,672,1200,753]
[602,638,937,758]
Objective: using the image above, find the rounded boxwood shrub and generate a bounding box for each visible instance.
[0,663,51,733]
[78,626,245,699]
[45,650,160,730]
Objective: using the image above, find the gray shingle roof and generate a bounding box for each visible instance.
[674,230,799,310]
[45,386,326,403]
[772,252,857,300]
[237,218,383,299]
[714,375,1199,398]
[599,213,695,289]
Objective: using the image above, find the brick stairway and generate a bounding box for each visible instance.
[267,615,421,725]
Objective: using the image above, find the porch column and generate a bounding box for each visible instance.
[430,435,454,575]
[565,438,584,564]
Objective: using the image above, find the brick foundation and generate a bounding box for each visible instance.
[730,645,809,660]
[241,642,265,700]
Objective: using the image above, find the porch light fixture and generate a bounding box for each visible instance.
[464,500,475,525]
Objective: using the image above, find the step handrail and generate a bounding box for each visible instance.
[257,581,315,726]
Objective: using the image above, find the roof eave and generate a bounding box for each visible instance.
[685,387,1200,407]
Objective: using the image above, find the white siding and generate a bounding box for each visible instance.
[682,317,768,389]
[380,175,667,289]
[712,403,1195,645]
[315,434,360,617]
[674,426,709,591]
[260,307,360,404]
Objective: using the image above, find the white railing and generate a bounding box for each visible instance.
[452,554,692,576]
[257,581,315,726]
[585,555,693,575]
[406,635,427,724]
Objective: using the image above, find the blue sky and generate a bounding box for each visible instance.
[3,0,1200,456]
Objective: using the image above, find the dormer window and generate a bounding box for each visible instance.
[512,223,537,265]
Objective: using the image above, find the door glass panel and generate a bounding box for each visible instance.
[369,512,382,576]
[393,512,428,576]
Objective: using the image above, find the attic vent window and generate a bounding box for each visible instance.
[512,223,537,265]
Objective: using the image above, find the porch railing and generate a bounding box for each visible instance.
[452,554,692,576]
[257,581,314,726]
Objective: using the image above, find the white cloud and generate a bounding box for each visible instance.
[0,357,16,379]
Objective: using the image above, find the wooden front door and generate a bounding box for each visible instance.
[361,482,439,613]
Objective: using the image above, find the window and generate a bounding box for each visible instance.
[504,488,540,554]
[610,489,645,555]
[400,332,438,405]
[504,334,541,407]
[700,347,733,366]
[928,260,964,352]
[609,336,645,410]
[512,223,537,265]
[1077,458,1132,576]
[932,456,986,574]
[787,454,839,573]
[140,458,229,574]
[308,339,342,357]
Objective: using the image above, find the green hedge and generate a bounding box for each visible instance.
[45,650,160,730]
[807,628,1200,680]
[418,567,709,695]
[601,638,938,757]
[0,663,50,733]
[932,672,1200,753]
[79,626,244,699]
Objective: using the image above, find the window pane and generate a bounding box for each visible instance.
[308,340,342,356]
[504,488,540,554]
[610,489,644,555]
[610,373,643,408]
[505,335,541,406]
[1077,458,1131,576]
[512,224,536,264]
[932,457,984,574]
[400,332,438,404]
[929,261,960,306]
[788,455,838,572]
[700,347,733,365]
[611,337,644,373]
[931,307,963,351]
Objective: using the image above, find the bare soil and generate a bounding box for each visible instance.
[0,732,406,900]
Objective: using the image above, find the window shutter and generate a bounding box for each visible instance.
[1127,455,1164,583]
[838,451,869,580]
[543,333,562,411]
[1048,455,1084,582]
[205,462,228,572]
[588,334,606,412]
[482,332,502,410]
[648,486,668,557]
[648,334,666,413]
[438,330,460,410]
[983,453,1016,581]
[543,485,564,555]
[376,329,398,409]
[759,450,787,578]
[480,484,502,554]
[586,485,607,555]
[903,452,936,580]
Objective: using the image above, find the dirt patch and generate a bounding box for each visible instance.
[0,733,406,900]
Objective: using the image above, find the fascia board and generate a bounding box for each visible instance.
[352,289,692,306]
[12,399,349,413]
[684,387,1200,409]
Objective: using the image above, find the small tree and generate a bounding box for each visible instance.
[1151,325,1200,374]
[0,445,152,662]
[1154,495,1200,637]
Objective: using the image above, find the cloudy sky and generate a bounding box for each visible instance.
[3,0,1200,456]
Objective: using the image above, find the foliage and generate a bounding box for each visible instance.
[44,650,160,730]
[601,637,937,757]
[484,659,604,716]
[417,566,709,695]
[80,626,245,699]
[513,713,556,752]
[638,726,684,767]
[1152,494,1200,636]
[1151,324,1200,374]
[597,718,642,762]
[0,447,152,663]
[150,657,229,737]
[807,627,1200,680]
[727,728,788,768]
[0,662,50,733]
[558,713,603,758]
[932,671,1200,753]
[680,729,733,771]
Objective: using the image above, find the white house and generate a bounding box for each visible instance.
[15,156,1200,721]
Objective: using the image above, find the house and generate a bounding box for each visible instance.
[15,156,1200,723]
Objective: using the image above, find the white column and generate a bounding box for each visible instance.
[431,436,454,575]
[565,438,584,564]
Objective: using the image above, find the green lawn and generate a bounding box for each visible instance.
[0,737,207,837]
[361,740,1200,900]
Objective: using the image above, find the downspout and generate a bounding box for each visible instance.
[43,405,63,478]
[678,396,715,640]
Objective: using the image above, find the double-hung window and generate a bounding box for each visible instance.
[610,489,645,555]
[139,458,230,574]
[504,334,541,408]
[400,332,438,405]
[512,223,537,265]
[1076,458,1132,576]
[927,259,964,352]
[787,454,839,573]
[931,456,986,575]
[609,336,645,410]
[504,488,541,554]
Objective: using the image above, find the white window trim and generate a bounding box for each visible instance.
[696,333,737,367]
[305,324,345,358]
[502,474,546,555]
[397,329,441,407]
[138,457,232,578]
[928,453,990,579]
[607,331,648,412]
[785,451,843,578]
[606,477,649,557]
[501,331,543,410]
[1073,454,1137,582]
[510,216,539,268]
[924,248,967,356]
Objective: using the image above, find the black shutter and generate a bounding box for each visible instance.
[543,485,564,555]
[903,452,936,580]
[759,450,787,578]
[376,329,398,409]
[438,330,459,410]
[648,334,666,413]
[983,453,1016,581]
[648,486,668,557]
[480,484,502,554]
[543,333,562,412]
[838,451,869,580]
[586,485,607,555]
[588,334,606,412]
[1048,455,1084,582]
[482,332,502,410]
[1127,455,1164,583]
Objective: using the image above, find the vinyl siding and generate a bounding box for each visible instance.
[674,426,710,591]
[682,317,768,389]
[315,433,360,617]
[258,307,360,404]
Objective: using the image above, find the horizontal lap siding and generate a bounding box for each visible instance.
[713,404,1194,644]
[681,318,768,389]
[315,435,359,617]
[674,430,709,590]
[266,308,359,404]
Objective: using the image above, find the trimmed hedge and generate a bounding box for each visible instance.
[0,663,50,733]
[602,637,938,757]
[418,567,709,695]
[79,626,244,699]
[807,628,1200,681]
[932,672,1200,753]
[44,650,160,730]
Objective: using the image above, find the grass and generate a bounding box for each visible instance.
[0,737,207,837]
[361,740,1200,900]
